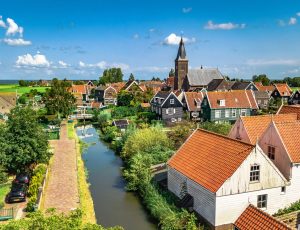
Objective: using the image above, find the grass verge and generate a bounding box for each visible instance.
[67,122,96,224]
[0,182,11,208]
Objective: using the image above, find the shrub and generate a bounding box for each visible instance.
[111,106,137,119]
[26,164,47,212]
[102,126,119,142]
[198,121,232,136]
[0,166,8,184]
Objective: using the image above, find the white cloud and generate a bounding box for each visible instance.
[6,18,23,36]
[16,53,50,68]
[246,59,300,66]
[163,33,196,45]
[78,61,129,70]
[182,7,192,13]
[204,20,246,30]
[58,60,68,67]
[297,12,300,17]
[0,16,6,28]
[134,66,169,72]
[278,20,286,27]
[2,38,31,46]
[289,17,297,25]
[133,33,139,39]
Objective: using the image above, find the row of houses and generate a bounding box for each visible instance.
[167,104,300,229]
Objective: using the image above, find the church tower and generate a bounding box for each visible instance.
[174,37,188,90]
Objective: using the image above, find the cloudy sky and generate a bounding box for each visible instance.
[1,0,300,80]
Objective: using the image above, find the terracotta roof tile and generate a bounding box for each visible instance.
[255,83,275,93]
[241,114,298,144]
[274,84,292,97]
[110,82,126,92]
[168,129,254,193]
[277,105,300,120]
[206,90,258,109]
[68,85,87,94]
[274,121,300,163]
[235,204,291,230]
[184,92,204,111]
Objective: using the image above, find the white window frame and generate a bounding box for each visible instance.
[167,108,174,115]
[281,186,286,195]
[241,109,247,116]
[225,109,230,118]
[257,194,267,209]
[232,109,236,117]
[268,146,275,160]
[215,110,221,119]
[170,99,175,104]
[219,99,225,106]
[250,164,260,182]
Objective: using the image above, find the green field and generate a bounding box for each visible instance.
[291,87,299,92]
[0,84,49,94]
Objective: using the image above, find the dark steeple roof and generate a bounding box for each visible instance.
[175,37,187,61]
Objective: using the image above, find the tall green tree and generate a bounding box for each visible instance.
[99,68,123,85]
[43,78,76,118]
[252,74,270,86]
[1,107,50,173]
[129,73,135,81]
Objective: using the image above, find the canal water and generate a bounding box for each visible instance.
[77,126,156,230]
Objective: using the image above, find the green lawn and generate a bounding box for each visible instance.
[0,84,49,94]
[291,87,299,92]
[0,183,10,208]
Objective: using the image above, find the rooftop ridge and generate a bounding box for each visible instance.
[197,128,255,148]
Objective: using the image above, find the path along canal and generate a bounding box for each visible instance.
[77,126,156,230]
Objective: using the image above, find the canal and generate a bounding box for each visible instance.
[77,126,156,230]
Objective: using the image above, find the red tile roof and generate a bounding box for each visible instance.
[184,92,204,111]
[68,85,87,94]
[277,105,300,120]
[274,83,292,97]
[254,82,275,93]
[206,90,258,109]
[110,82,126,92]
[166,76,174,88]
[235,205,291,230]
[168,129,255,193]
[274,121,300,163]
[240,114,298,144]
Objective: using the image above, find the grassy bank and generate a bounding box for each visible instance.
[0,182,11,208]
[67,122,96,224]
[0,84,49,94]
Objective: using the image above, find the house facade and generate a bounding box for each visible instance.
[289,90,300,105]
[150,91,183,123]
[181,91,204,120]
[253,91,270,109]
[201,90,258,123]
[168,129,288,229]
[95,85,118,105]
[271,83,292,103]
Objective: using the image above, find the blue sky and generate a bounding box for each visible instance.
[0,0,300,80]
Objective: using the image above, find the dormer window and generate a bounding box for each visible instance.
[218,99,225,106]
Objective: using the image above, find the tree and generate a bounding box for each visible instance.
[129,73,135,81]
[1,107,50,174]
[99,68,123,85]
[169,68,175,77]
[19,80,29,87]
[117,90,134,106]
[43,78,76,118]
[252,74,270,86]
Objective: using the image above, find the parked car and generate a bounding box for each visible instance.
[7,183,28,203]
[13,174,30,185]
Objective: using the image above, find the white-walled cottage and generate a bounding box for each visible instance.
[167,129,288,229]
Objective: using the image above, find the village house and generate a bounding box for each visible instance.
[228,113,298,144]
[231,81,258,91]
[173,37,224,91]
[271,83,293,103]
[0,92,17,120]
[206,79,234,92]
[181,91,204,120]
[68,84,94,106]
[201,90,258,123]
[277,104,300,119]
[95,85,118,105]
[167,129,288,229]
[112,119,129,131]
[139,81,165,94]
[253,90,270,109]
[254,82,275,95]
[289,90,300,105]
[150,91,183,123]
[120,80,144,93]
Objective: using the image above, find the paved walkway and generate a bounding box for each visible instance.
[43,121,79,213]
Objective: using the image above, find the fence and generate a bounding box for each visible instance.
[0,207,15,221]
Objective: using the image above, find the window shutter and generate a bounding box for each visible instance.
[166,109,169,114]
[173,108,176,113]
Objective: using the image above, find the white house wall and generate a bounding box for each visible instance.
[167,167,216,225]
[217,146,287,197]
[228,118,251,143]
[258,124,292,180]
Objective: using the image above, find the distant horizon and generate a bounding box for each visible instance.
[1,0,300,80]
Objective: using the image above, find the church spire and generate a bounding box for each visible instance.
[175,37,187,61]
